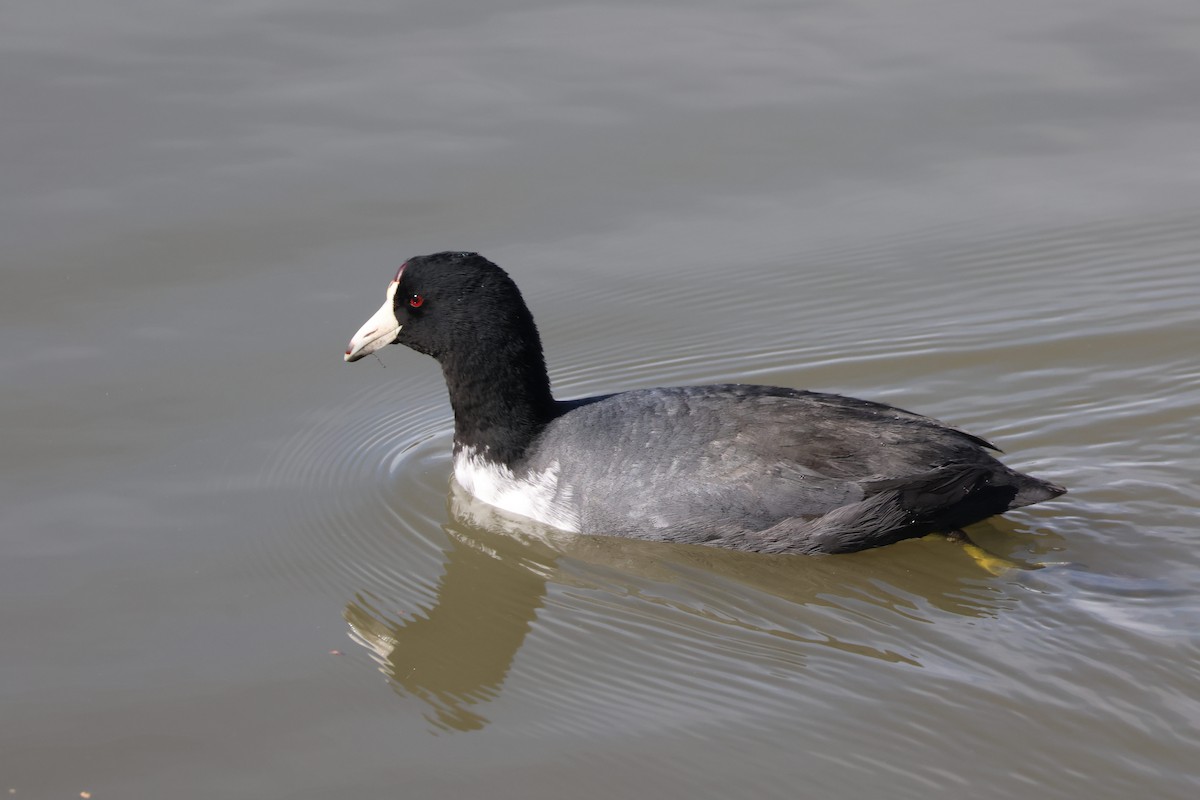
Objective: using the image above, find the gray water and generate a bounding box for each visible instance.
[3,1,1199,798]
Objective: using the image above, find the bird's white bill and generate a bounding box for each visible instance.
[345,280,401,362]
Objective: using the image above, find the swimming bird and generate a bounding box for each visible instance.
[344,252,1064,555]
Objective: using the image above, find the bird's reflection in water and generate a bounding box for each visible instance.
[345,483,1044,732]
[344,528,547,732]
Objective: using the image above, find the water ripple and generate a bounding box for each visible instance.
[254,378,453,598]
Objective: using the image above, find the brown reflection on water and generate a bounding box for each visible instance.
[344,530,547,732]
[345,484,1035,732]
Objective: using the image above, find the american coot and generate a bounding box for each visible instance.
[344,252,1065,555]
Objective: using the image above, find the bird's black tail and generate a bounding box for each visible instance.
[1007,471,1066,509]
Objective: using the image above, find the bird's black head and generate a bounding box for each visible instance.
[345,251,556,455]
[345,251,539,365]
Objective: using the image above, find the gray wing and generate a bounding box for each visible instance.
[526,384,998,536]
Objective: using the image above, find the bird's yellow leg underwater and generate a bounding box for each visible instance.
[936,529,1029,576]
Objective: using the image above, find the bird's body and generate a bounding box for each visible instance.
[345,252,1063,554]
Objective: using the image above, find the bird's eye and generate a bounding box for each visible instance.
[408,294,424,308]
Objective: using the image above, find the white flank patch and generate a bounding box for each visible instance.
[453,448,581,533]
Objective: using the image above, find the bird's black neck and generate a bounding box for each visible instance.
[440,337,556,467]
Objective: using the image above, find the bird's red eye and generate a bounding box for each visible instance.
[409,294,424,308]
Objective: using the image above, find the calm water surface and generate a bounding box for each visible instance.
[3,1,1199,798]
